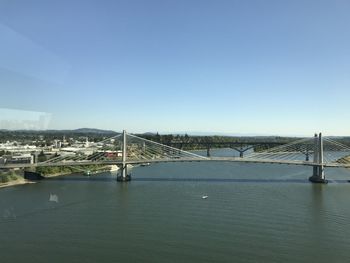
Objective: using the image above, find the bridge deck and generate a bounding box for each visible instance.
[1,157,349,169]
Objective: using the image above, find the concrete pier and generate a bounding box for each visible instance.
[117,130,131,182]
[309,133,328,184]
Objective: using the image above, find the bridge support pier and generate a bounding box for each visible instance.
[305,151,309,161]
[309,133,327,184]
[232,145,254,158]
[206,145,211,157]
[117,165,131,182]
[117,130,131,182]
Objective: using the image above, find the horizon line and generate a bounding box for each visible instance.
[0,128,349,138]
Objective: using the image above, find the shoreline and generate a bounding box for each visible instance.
[0,165,120,189]
[44,171,81,178]
[41,165,120,178]
[0,178,35,189]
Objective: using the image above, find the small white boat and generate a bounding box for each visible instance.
[202,195,208,199]
[141,163,150,167]
[49,194,59,203]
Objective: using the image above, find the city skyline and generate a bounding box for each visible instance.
[1,0,350,136]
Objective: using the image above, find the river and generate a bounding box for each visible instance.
[1,149,350,262]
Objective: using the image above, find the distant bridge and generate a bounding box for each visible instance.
[165,141,286,157]
[1,131,350,183]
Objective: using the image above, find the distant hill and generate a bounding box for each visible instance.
[0,128,118,135]
[142,132,157,136]
[71,128,117,134]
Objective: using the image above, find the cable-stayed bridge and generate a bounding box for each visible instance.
[1,131,350,183]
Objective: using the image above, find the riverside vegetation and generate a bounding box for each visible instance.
[0,170,23,184]
[35,165,112,177]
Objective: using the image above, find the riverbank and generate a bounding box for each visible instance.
[0,165,120,188]
[44,171,81,178]
[36,164,119,177]
[337,156,350,164]
[0,171,86,189]
[0,177,34,189]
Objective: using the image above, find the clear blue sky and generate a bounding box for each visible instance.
[0,0,350,136]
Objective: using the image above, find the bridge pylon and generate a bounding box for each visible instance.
[117,130,131,182]
[309,133,327,184]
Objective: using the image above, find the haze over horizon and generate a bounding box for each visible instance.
[0,123,343,138]
[1,0,350,136]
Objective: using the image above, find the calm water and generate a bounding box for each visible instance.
[1,149,350,263]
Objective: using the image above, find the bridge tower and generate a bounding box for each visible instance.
[309,133,327,184]
[117,130,131,182]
